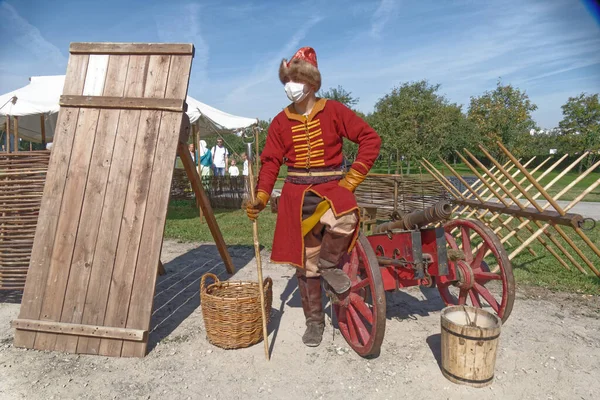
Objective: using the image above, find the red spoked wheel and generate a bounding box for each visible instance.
[333,233,386,357]
[438,219,515,322]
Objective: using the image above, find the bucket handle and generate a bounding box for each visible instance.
[200,273,220,293]
[460,306,485,346]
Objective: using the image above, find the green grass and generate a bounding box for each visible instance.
[165,200,600,294]
[164,200,278,249]
[505,224,600,294]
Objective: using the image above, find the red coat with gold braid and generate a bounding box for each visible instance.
[257,98,381,269]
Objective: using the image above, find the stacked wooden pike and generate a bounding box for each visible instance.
[0,151,50,290]
[421,142,600,277]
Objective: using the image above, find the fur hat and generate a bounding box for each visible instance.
[278,47,321,92]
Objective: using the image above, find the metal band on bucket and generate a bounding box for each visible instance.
[441,325,500,341]
[442,368,495,385]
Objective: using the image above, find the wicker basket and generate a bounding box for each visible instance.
[200,273,273,349]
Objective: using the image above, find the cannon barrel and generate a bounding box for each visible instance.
[373,201,452,233]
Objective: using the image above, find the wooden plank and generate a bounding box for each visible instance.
[99,54,172,357]
[70,42,194,56]
[33,106,101,351]
[77,55,148,355]
[12,319,147,341]
[122,54,192,357]
[82,54,109,95]
[121,112,182,357]
[54,55,130,353]
[60,95,186,112]
[177,139,235,274]
[453,199,584,227]
[97,110,162,357]
[14,53,89,349]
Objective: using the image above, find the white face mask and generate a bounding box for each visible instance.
[284,81,308,103]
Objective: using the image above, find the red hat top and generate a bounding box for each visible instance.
[279,46,321,91]
[287,47,318,68]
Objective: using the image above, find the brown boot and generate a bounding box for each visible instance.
[296,273,325,347]
[317,231,354,294]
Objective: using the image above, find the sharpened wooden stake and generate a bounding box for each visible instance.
[462,148,590,274]
[246,142,270,361]
[484,152,580,243]
[438,157,539,255]
[495,142,600,276]
[457,150,577,273]
[510,177,600,260]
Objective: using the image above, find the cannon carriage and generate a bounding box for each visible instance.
[331,200,515,356]
[272,195,515,357]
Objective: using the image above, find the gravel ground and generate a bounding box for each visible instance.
[0,239,599,400]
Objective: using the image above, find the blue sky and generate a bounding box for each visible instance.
[1,0,599,128]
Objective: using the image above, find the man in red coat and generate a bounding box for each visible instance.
[246,47,381,347]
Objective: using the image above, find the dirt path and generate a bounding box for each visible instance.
[1,239,599,400]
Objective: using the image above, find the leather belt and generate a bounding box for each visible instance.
[287,170,343,177]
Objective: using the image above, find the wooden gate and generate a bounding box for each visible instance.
[13,43,196,357]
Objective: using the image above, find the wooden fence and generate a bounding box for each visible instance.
[354,172,449,220]
[0,151,50,290]
[170,170,248,209]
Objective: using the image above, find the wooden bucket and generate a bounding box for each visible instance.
[440,305,502,387]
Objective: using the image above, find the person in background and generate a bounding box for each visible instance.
[241,152,249,176]
[211,137,229,177]
[188,143,197,165]
[198,140,212,176]
[228,159,240,177]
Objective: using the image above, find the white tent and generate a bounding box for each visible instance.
[0,75,257,143]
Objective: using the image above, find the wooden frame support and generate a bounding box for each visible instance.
[13,116,18,153]
[453,199,583,228]
[176,133,235,275]
[40,114,47,145]
[12,319,147,342]
[60,95,187,112]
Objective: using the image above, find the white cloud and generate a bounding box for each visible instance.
[0,2,66,67]
[0,1,67,92]
[223,15,323,105]
[370,0,397,39]
[155,2,209,89]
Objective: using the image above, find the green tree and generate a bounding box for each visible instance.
[525,128,560,157]
[369,80,467,172]
[319,85,359,108]
[558,93,600,170]
[467,81,538,158]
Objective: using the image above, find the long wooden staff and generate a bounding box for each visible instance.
[246,141,270,360]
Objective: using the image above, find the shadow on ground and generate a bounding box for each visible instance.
[384,286,448,320]
[148,244,256,352]
[0,290,22,304]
